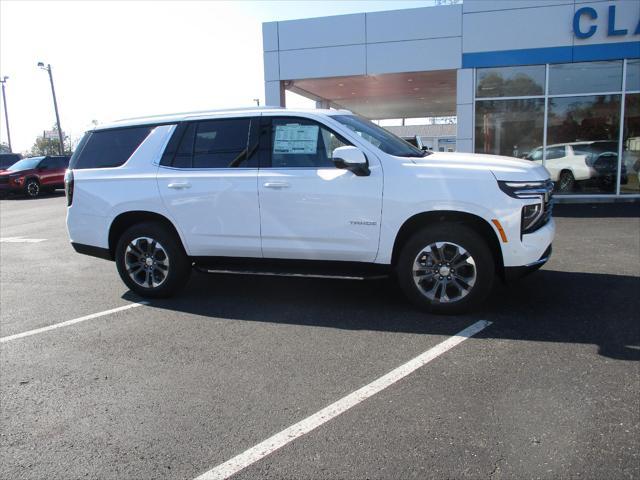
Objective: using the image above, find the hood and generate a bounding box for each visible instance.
[0,168,35,176]
[412,151,550,182]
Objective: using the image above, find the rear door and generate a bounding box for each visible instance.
[157,116,262,257]
[49,156,69,186]
[258,116,383,262]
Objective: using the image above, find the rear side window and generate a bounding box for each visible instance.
[163,118,259,169]
[70,126,153,169]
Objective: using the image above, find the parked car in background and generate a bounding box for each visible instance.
[524,141,627,193]
[0,153,22,171]
[0,155,70,198]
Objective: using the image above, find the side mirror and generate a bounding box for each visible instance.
[332,146,370,177]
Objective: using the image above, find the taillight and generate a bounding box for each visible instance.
[64,169,74,206]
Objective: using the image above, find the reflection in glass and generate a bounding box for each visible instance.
[476,65,545,98]
[546,95,621,194]
[626,59,640,92]
[622,93,640,194]
[475,99,544,159]
[549,61,622,95]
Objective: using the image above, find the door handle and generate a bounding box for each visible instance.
[263,182,290,189]
[167,182,191,189]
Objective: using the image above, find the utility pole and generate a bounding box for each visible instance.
[37,62,64,155]
[0,76,12,152]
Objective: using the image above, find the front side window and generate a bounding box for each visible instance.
[546,146,566,160]
[268,117,349,168]
[332,114,427,158]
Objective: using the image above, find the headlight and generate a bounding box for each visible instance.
[497,180,552,199]
[522,203,543,232]
[498,180,554,236]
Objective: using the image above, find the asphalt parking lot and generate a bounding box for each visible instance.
[1,192,639,480]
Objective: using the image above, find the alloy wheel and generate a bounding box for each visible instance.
[26,181,40,197]
[124,237,170,288]
[412,241,477,303]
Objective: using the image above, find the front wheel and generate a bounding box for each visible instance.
[396,224,495,315]
[115,222,191,298]
[24,179,40,198]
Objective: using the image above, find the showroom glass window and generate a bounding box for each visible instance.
[475,59,638,196]
[622,59,640,194]
[475,65,545,159]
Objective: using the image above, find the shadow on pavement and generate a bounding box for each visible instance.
[124,268,640,362]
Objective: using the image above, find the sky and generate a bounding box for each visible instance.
[0,0,436,153]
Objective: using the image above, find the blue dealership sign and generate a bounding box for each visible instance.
[574,5,640,39]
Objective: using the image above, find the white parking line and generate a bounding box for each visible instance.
[0,302,148,343]
[0,237,47,243]
[193,320,492,480]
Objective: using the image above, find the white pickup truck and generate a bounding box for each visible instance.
[65,108,554,314]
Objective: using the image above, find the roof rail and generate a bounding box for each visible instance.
[115,105,284,123]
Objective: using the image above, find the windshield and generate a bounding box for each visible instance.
[333,115,429,158]
[7,157,43,172]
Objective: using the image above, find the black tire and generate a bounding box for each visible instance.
[396,223,495,315]
[557,170,575,193]
[115,222,191,298]
[24,179,40,198]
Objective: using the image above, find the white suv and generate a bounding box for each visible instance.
[65,108,554,314]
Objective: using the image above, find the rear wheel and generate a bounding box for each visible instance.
[396,224,495,314]
[24,179,40,198]
[115,222,191,298]
[557,170,575,193]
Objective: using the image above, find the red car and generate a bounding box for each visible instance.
[0,155,70,198]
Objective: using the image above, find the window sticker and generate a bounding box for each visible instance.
[273,124,318,154]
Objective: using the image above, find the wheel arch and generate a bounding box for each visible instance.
[390,210,504,277]
[108,211,186,260]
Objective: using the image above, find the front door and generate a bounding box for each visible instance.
[258,116,383,262]
[157,116,262,257]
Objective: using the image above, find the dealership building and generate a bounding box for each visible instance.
[262,0,639,198]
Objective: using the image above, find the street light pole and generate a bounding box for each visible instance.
[0,76,12,152]
[37,62,64,155]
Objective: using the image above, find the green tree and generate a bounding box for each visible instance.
[0,142,10,154]
[29,126,72,155]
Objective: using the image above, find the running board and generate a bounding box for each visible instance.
[192,257,390,281]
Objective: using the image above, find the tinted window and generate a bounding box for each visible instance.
[71,126,153,169]
[166,118,259,169]
[193,118,250,169]
[269,117,349,168]
[173,123,196,168]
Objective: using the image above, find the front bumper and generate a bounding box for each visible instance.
[504,244,552,281]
